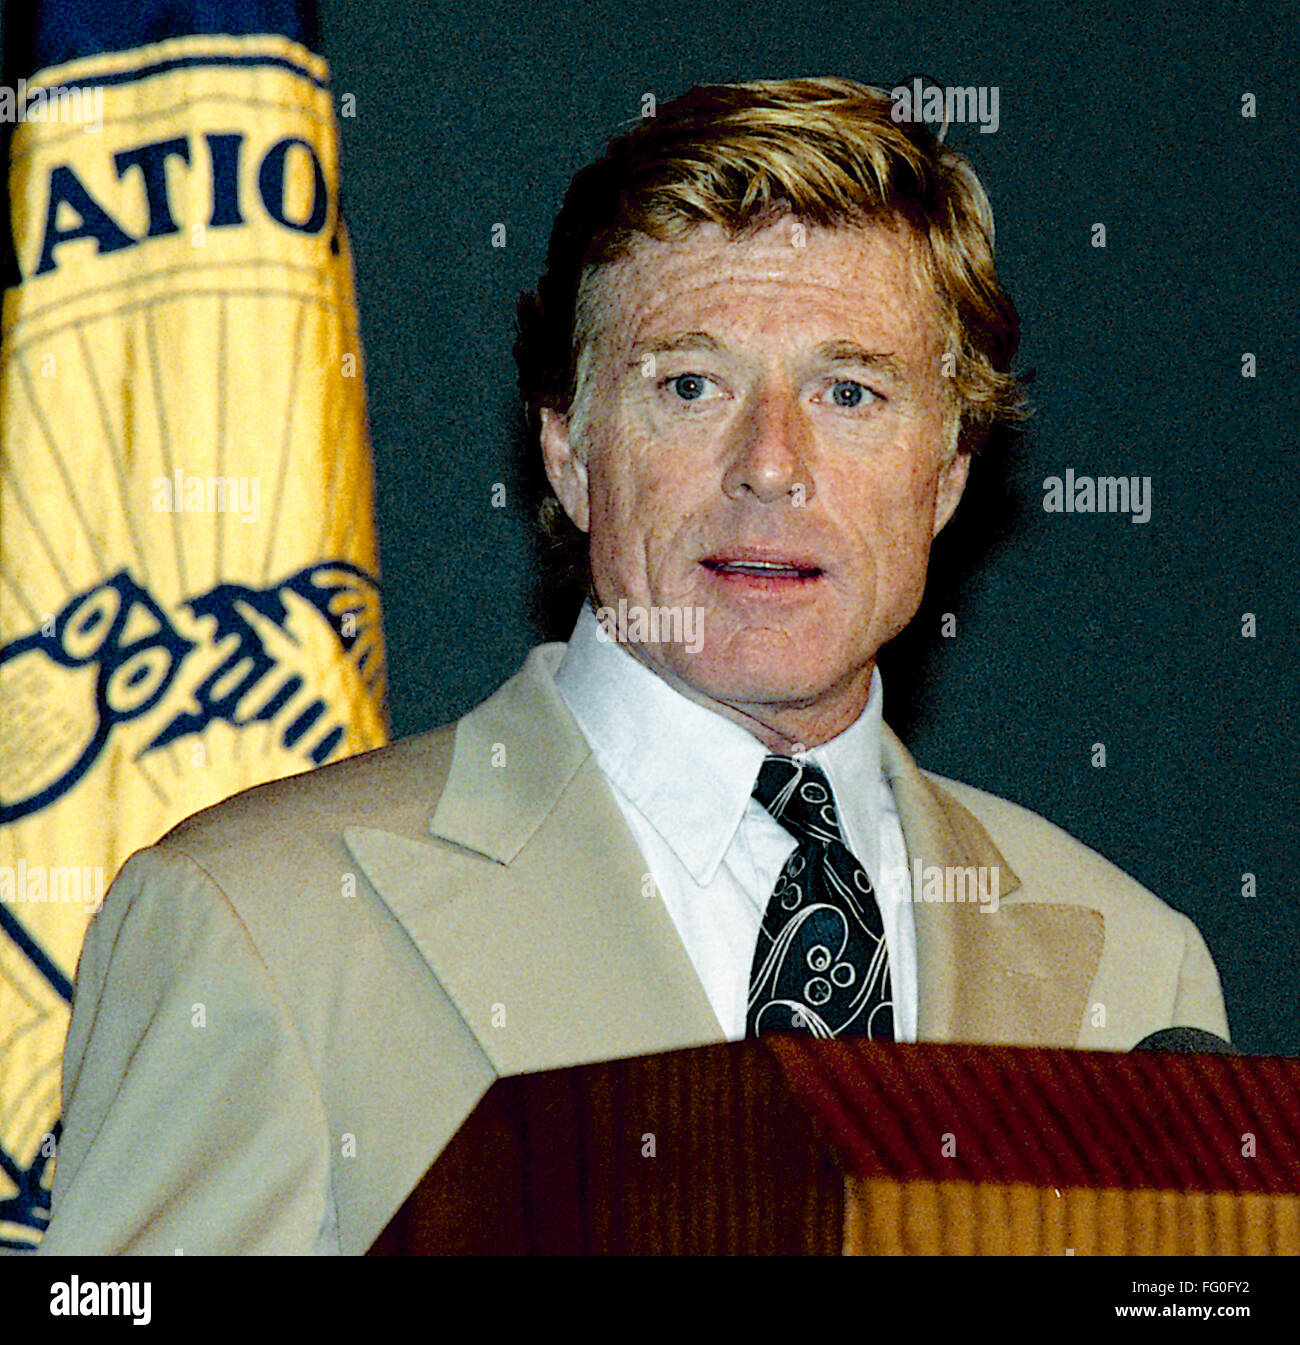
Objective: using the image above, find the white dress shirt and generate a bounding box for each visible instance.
[553,604,917,1041]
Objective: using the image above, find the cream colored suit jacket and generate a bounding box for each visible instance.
[39,643,1229,1255]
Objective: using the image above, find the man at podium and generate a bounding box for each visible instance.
[41,76,1229,1254]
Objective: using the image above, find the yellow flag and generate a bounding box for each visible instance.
[0,10,388,1247]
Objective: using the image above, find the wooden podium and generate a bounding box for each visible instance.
[369,1038,1300,1255]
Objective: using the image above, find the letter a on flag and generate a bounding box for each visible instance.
[0,2,388,1247]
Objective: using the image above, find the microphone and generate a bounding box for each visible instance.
[1131,1027,1236,1054]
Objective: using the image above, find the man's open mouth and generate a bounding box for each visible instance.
[701,558,824,580]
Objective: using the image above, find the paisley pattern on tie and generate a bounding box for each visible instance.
[746,756,894,1040]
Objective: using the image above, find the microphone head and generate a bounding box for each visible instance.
[1132,1027,1236,1054]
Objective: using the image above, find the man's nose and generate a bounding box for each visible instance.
[720,386,815,505]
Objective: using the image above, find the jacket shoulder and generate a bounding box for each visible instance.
[920,770,1228,1042]
[159,644,563,859]
[60,716,496,1254]
[162,722,457,859]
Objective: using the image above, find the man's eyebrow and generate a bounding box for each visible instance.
[626,331,726,364]
[811,340,907,377]
[625,333,910,378]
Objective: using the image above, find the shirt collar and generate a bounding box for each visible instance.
[806,666,886,880]
[554,603,887,885]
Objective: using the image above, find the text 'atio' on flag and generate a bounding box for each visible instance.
[0,1,388,1248]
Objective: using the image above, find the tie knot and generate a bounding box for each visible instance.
[752,756,844,845]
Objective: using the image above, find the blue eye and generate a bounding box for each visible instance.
[829,380,874,408]
[667,373,710,401]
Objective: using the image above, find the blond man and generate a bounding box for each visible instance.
[41,78,1227,1255]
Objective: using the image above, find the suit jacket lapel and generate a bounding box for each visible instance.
[343,646,723,1078]
[882,726,1104,1046]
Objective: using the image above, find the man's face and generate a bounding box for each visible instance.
[541,215,970,748]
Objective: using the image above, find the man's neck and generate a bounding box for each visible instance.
[628,650,875,755]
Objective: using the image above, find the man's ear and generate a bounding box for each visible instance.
[539,407,590,533]
[932,447,971,537]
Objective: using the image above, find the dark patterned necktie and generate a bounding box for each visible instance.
[746,756,894,1040]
